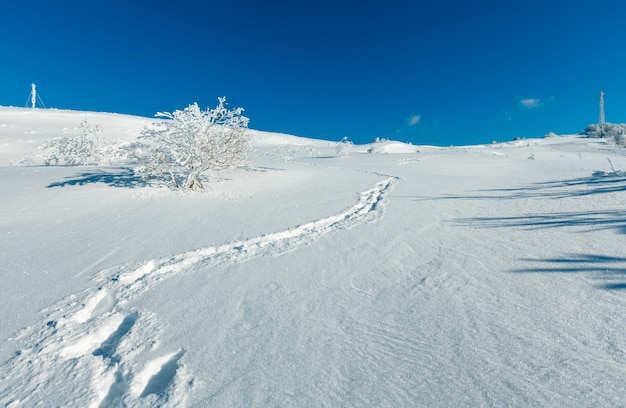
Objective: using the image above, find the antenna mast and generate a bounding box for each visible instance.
[26,83,46,109]
[599,91,605,125]
[31,83,37,109]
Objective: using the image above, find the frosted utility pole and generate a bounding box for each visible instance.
[26,83,46,109]
[31,83,37,109]
[599,91,605,125]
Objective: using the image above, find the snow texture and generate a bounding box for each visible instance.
[2,107,626,407]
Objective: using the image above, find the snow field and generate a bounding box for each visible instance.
[2,107,626,406]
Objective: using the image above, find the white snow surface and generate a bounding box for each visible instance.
[2,107,626,407]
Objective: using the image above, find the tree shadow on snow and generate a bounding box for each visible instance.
[47,167,147,188]
[426,170,626,202]
[478,170,626,200]
[449,169,626,234]
[456,211,626,290]
[456,210,626,290]
[456,210,626,234]
[447,170,626,290]
[511,254,626,291]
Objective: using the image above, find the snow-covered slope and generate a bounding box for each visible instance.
[2,107,626,407]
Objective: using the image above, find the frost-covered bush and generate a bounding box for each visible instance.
[270,144,319,162]
[367,138,383,154]
[583,123,626,145]
[39,120,107,166]
[131,98,250,190]
[272,143,302,162]
[335,136,353,156]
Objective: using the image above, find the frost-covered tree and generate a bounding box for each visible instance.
[132,98,250,190]
[583,123,626,146]
[335,136,353,157]
[39,120,106,166]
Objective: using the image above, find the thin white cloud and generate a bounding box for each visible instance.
[397,114,423,134]
[491,96,555,126]
[408,115,421,126]
[519,98,541,109]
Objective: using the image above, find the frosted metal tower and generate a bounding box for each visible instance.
[599,91,605,124]
[26,83,45,109]
[31,83,37,109]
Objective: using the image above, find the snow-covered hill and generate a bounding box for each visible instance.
[2,107,626,407]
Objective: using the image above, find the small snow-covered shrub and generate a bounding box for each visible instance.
[615,131,626,147]
[272,143,301,162]
[367,137,386,154]
[272,144,319,161]
[583,123,626,142]
[131,98,250,190]
[335,136,353,156]
[11,153,34,166]
[39,120,107,166]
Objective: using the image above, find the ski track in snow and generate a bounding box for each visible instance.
[0,177,397,408]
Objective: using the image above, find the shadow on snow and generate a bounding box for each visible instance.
[46,165,287,189]
[448,170,626,290]
[456,210,626,234]
[47,167,147,188]
[422,170,626,201]
[477,170,626,200]
[456,212,626,289]
[512,254,626,291]
[449,169,626,235]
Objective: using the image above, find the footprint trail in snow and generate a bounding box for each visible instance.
[0,177,396,408]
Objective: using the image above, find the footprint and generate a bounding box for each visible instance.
[73,289,115,324]
[130,349,185,398]
[97,368,126,408]
[92,312,138,363]
[59,314,125,360]
[117,260,157,285]
[91,291,116,320]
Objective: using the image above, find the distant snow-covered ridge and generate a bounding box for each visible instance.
[0,107,424,165]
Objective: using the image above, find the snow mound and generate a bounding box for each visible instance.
[368,140,420,154]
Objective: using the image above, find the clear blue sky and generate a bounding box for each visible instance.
[2,0,626,145]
